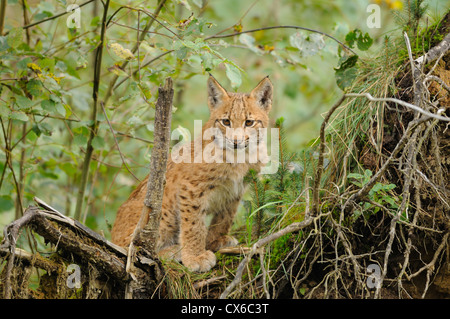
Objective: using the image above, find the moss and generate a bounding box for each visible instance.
[269,232,301,269]
[398,10,450,64]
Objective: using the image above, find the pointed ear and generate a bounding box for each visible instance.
[207,75,229,109]
[250,76,273,112]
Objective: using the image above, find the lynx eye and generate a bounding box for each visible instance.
[221,119,231,127]
[245,120,255,127]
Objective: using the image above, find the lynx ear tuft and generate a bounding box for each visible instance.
[207,75,229,109]
[250,76,273,112]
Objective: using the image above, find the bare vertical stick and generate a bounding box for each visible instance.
[140,77,174,254]
[0,0,6,35]
[126,77,173,273]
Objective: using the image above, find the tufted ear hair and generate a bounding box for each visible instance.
[250,76,273,112]
[207,74,229,110]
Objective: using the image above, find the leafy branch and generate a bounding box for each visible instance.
[205,25,357,55]
[74,0,111,221]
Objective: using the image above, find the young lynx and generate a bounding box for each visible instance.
[111,75,273,272]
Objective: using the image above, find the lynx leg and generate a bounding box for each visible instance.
[158,245,182,262]
[178,196,216,272]
[206,199,239,252]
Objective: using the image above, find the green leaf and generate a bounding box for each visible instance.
[344,29,373,51]
[338,55,358,69]
[41,99,66,117]
[0,104,11,117]
[37,122,53,136]
[73,134,87,147]
[92,136,105,149]
[334,55,359,91]
[364,169,373,178]
[335,66,357,91]
[26,79,43,97]
[7,28,24,48]
[26,129,38,143]
[9,111,29,122]
[39,58,55,72]
[357,33,373,51]
[127,115,144,127]
[0,36,10,52]
[239,34,261,54]
[60,162,77,177]
[0,195,14,212]
[15,95,33,110]
[55,102,66,117]
[17,57,33,71]
[225,63,242,89]
[345,30,358,48]
[41,99,56,113]
[138,81,152,100]
[64,104,72,119]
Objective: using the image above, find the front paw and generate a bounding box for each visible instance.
[207,235,239,252]
[182,250,216,272]
[158,245,182,262]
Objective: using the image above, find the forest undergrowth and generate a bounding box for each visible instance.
[0,1,449,299]
[185,9,450,299]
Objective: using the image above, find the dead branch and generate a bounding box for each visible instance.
[220,183,323,299]
[314,95,346,216]
[1,201,128,299]
[125,77,174,299]
[414,32,450,66]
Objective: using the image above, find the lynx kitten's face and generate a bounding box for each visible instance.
[205,75,273,161]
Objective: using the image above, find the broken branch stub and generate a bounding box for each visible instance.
[140,77,174,256]
[125,77,174,299]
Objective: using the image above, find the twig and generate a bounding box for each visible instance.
[344,93,449,121]
[217,246,251,255]
[0,206,36,299]
[103,0,168,104]
[193,275,227,290]
[100,102,140,182]
[425,75,450,93]
[259,248,270,299]
[219,206,326,299]
[74,0,110,221]
[414,32,450,66]
[397,176,422,296]
[20,0,30,44]
[113,50,174,91]
[343,117,424,212]
[115,130,154,144]
[406,232,449,298]
[16,0,95,31]
[404,32,418,102]
[376,125,422,298]
[313,95,346,216]
[205,25,357,56]
[317,91,446,215]
[0,0,6,35]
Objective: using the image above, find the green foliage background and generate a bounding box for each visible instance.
[0,0,448,242]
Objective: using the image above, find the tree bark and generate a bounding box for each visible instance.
[125,77,174,299]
